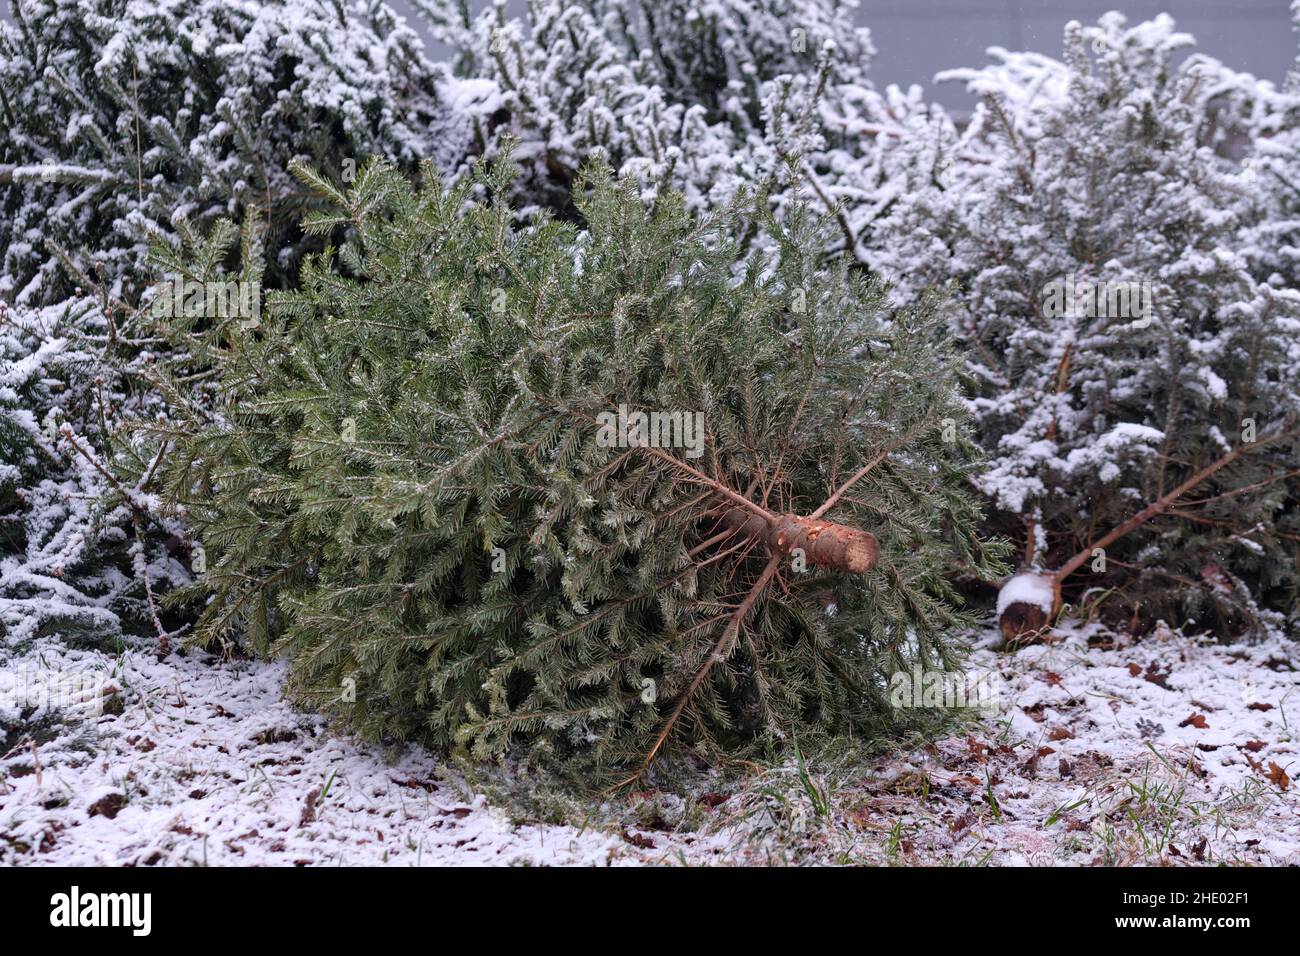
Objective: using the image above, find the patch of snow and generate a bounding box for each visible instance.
[997,572,1056,616]
[3,625,1295,867]
[0,639,727,866]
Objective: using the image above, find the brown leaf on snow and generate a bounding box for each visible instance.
[1127,663,1142,677]
[621,828,656,849]
[299,787,321,827]
[1248,702,1274,712]
[1242,740,1267,753]
[1048,727,1074,741]
[949,811,977,836]
[1143,664,1171,689]
[1179,713,1209,729]
[1039,670,1063,687]
[890,770,933,795]
[1022,745,1056,777]
[87,793,126,820]
[847,805,875,828]
[1021,703,1048,723]
[1267,762,1290,791]
[1200,563,1233,594]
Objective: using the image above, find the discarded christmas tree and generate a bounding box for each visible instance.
[873,14,1300,640]
[148,157,1005,774]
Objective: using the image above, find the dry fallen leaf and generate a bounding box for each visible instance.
[1021,703,1048,723]
[1143,664,1171,689]
[1179,713,1209,729]
[1267,761,1290,791]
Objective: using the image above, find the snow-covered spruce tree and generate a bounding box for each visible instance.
[1240,2,1300,296]
[0,0,464,647]
[871,14,1300,640]
[0,0,459,306]
[0,296,192,644]
[1233,4,1300,624]
[147,158,1005,774]
[415,0,950,262]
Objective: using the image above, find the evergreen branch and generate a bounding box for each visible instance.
[809,450,890,520]
[629,552,783,783]
[1054,425,1298,584]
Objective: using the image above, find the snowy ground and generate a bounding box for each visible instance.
[1,625,1295,866]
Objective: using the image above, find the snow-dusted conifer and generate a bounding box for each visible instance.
[417,0,947,261]
[1239,3,1300,292]
[0,0,465,647]
[0,0,459,306]
[872,14,1300,638]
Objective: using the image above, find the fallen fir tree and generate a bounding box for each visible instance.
[144,157,1006,775]
[996,423,1300,643]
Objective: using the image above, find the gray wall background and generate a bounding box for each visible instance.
[855,0,1293,108]
[2,0,1295,110]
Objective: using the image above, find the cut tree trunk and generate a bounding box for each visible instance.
[996,571,1062,645]
[721,507,880,574]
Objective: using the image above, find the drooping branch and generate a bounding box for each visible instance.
[618,444,884,779]
[632,553,784,780]
[809,450,889,520]
[629,499,880,778]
